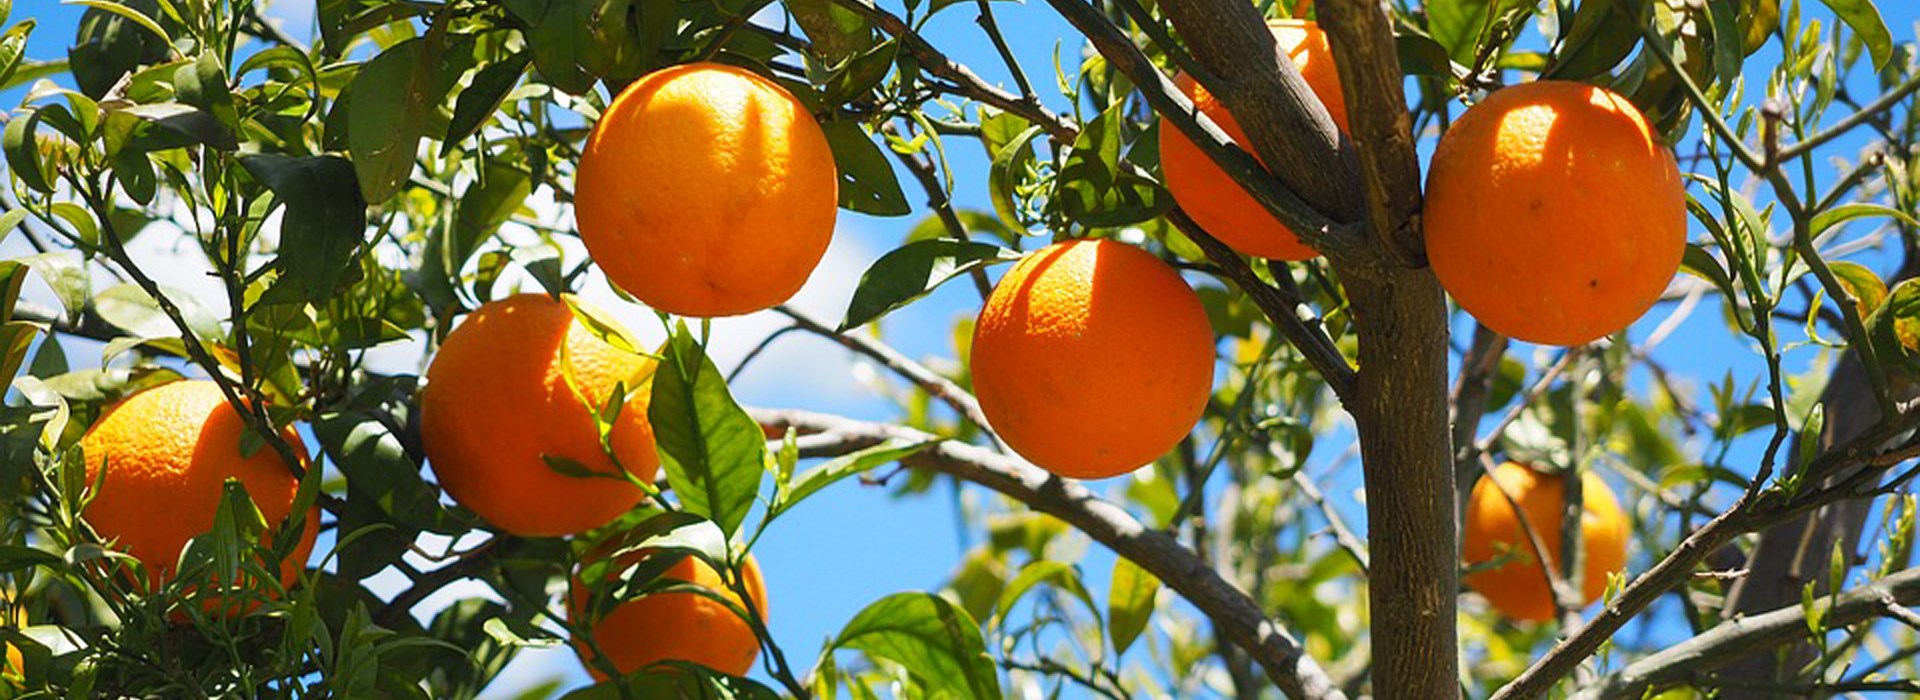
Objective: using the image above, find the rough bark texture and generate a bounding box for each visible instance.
[1345,272,1460,699]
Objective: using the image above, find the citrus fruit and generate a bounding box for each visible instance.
[79,380,318,591]
[1424,80,1686,346]
[575,61,838,318]
[1159,20,1347,261]
[971,239,1216,479]
[1463,461,1630,622]
[570,551,767,679]
[421,293,659,537]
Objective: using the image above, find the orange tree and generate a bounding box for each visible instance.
[1,0,1919,698]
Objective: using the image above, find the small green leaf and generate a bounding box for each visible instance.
[993,559,1096,630]
[1057,103,1165,227]
[0,20,34,90]
[648,323,766,539]
[777,438,931,514]
[823,120,908,217]
[841,240,1021,331]
[113,103,236,150]
[444,52,532,153]
[4,108,51,193]
[1108,557,1160,656]
[1826,261,1887,320]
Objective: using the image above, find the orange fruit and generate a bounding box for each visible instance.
[422,293,659,537]
[1158,21,1347,261]
[1424,80,1686,346]
[575,61,838,318]
[971,239,1215,479]
[1463,462,1629,622]
[570,551,767,679]
[79,380,318,591]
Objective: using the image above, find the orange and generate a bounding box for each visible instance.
[1424,80,1685,346]
[970,239,1216,479]
[421,293,659,537]
[79,380,318,592]
[1158,21,1348,261]
[570,551,767,679]
[1463,462,1630,622]
[575,61,839,318]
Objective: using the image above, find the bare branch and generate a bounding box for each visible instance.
[753,407,1350,700]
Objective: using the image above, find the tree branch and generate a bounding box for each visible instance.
[754,407,1350,700]
[1572,566,1920,700]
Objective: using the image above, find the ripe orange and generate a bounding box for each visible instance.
[1463,462,1630,622]
[1158,21,1347,261]
[575,61,838,318]
[971,239,1216,479]
[1424,80,1685,346]
[421,293,660,537]
[79,380,318,591]
[570,551,767,679]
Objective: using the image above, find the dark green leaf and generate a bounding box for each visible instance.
[241,154,369,301]
[4,108,51,193]
[347,37,451,202]
[113,103,237,150]
[787,0,874,63]
[823,120,909,216]
[1542,0,1649,80]
[841,239,1020,331]
[503,0,598,94]
[444,52,532,153]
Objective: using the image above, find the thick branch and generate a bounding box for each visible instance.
[1153,0,1365,244]
[754,407,1349,700]
[1316,0,1425,267]
[1043,0,1357,256]
[1574,566,1920,700]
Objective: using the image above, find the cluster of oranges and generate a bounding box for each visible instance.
[1154,20,1662,617]
[70,14,1682,686]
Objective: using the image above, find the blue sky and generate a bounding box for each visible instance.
[9,0,1920,697]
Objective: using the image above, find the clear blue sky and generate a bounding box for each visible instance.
[9,0,1920,697]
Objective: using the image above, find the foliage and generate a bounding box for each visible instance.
[0,0,1913,698]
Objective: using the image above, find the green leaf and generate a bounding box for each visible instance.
[841,240,1020,331]
[1056,103,1165,227]
[1810,202,1920,236]
[825,592,1001,700]
[113,103,237,150]
[1108,557,1159,656]
[0,544,60,575]
[778,438,931,514]
[347,36,450,203]
[444,52,532,153]
[1396,29,1457,78]
[1826,260,1887,320]
[993,559,1096,630]
[503,0,598,94]
[1680,244,1739,302]
[1706,0,1744,81]
[648,322,766,539]
[92,282,221,339]
[314,411,452,534]
[4,107,51,193]
[63,0,170,46]
[1426,0,1532,64]
[987,123,1042,231]
[786,0,874,63]
[19,252,88,317]
[66,0,167,98]
[823,120,909,217]
[240,154,369,301]
[1542,0,1650,80]
[1818,0,1892,69]
[449,163,531,270]
[0,20,33,91]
